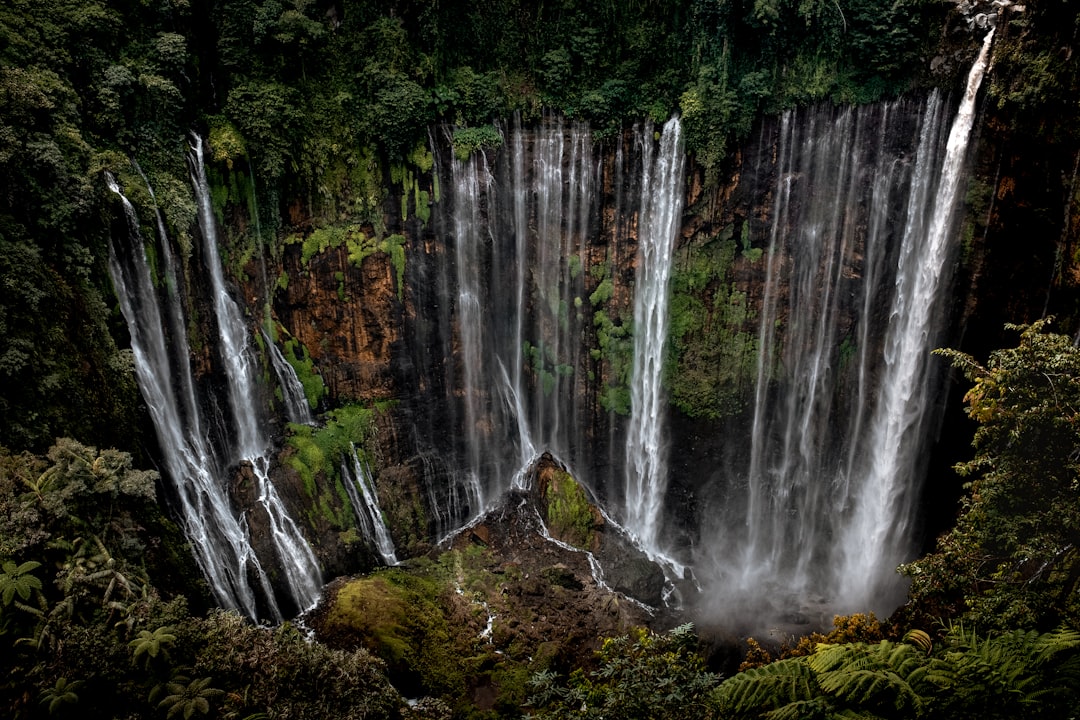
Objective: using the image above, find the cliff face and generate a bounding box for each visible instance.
[91,6,1080,622]
[204,89,993,619]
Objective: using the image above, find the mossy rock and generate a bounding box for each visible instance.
[541,468,599,550]
[540,564,584,591]
[316,570,464,698]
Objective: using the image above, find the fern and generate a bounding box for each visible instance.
[716,657,819,715]
[761,697,836,720]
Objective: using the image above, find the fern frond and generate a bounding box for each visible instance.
[831,708,890,719]
[904,629,933,655]
[761,697,835,720]
[819,668,922,714]
[716,657,819,714]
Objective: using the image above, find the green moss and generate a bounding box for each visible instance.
[740,222,762,262]
[838,333,857,371]
[593,308,633,415]
[407,142,434,174]
[667,231,760,419]
[415,186,430,225]
[322,570,464,698]
[589,277,613,306]
[275,270,289,292]
[543,470,595,549]
[296,226,346,266]
[335,270,346,301]
[568,254,583,280]
[346,146,386,233]
[379,234,407,302]
[346,227,378,267]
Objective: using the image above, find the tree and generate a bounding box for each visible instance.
[901,319,1080,629]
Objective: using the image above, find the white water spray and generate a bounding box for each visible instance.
[702,31,995,623]
[623,116,686,555]
[838,29,996,606]
[264,331,315,426]
[106,172,279,619]
[188,136,323,614]
[343,445,399,565]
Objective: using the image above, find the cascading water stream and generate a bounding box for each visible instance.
[838,28,997,606]
[446,137,490,519]
[701,32,994,622]
[105,172,278,620]
[435,116,691,582]
[440,115,599,505]
[623,116,686,556]
[264,331,315,426]
[188,135,323,615]
[343,444,399,566]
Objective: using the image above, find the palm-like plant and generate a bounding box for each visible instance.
[0,560,43,607]
[714,625,1080,720]
[935,625,1080,719]
[129,625,177,668]
[156,675,223,720]
[39,677,82,715]
[713,655,825,718]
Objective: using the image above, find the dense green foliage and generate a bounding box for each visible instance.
[527,623,719,719]
[0,439,416,719]
[285,403,378,533]
[716,625,1080,720]
[901,319,1080,630]
[666,225,759,419]
[317,568,465,699]
[4,0,1080,717]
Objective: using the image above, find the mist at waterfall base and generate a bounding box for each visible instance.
[691,32,995,630]
[105,34,991,630]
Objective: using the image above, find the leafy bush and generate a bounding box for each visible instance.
[315,570,464,699]
[901,320,1080,630]
[451,125,503,161]
[527,623,720,719]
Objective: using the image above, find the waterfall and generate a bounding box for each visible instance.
[430,116,695,572]
[343,445,399,565]
[264,331,315,425]
[623,116,686,555]
[837,28,997,607]
[700,33,993,621]
[448,138,492,515]
[437,114,599,512]
[188,136,323,615]
[105,172,279,620]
